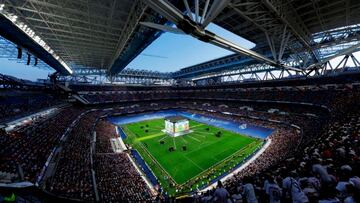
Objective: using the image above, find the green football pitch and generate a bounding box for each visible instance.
[121,118,263,195]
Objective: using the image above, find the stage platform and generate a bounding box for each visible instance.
[161,129,193,137]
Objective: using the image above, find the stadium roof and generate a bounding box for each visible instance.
[0,0,176,75]
[0,0,359,81]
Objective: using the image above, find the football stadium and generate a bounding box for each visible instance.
[0,0,360,202]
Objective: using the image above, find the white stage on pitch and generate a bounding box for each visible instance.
[163,116,192,137]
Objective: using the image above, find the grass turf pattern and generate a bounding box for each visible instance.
[122,118,263,195]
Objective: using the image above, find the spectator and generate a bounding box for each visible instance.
[212,180,232,203]
[265,175,282,203]
[282,171,309,203]
[241,177,258,203]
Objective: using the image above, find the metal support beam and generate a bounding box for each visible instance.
[0,13,72,74]
[263,0,320,62]
[307,42,360,70]
[108,0,148,73]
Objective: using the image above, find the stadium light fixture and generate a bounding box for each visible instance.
[0,11,73,75]
[10,14,17,22]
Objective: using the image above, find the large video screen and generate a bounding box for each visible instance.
[175,120,189,133]
[165,120,174,133]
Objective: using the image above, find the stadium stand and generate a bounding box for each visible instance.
[1,0,360,201]
[93,119,152,201]
[0,79,359,201]
[48,110,100,201]
[0,90,63,123]
[0,107,84,183]
[94,120,118,154]
[94,153,152,201]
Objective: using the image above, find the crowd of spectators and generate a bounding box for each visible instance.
[0,107,84,183]
[46,114,153,201]
[75,83,359,111]
[95,153,152,201]
[48,111,101,201]
[95,120,118,153]
[0,91,62,123]
[69,84,169,92]
[94,119,153,201]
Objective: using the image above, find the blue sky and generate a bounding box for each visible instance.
[0,59,53,81]
[0,23,254,81]
[125,23,255,72]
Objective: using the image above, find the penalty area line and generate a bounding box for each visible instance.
[183,155,204,171]
[191,132,206,138]
[172,137,177,149]
[158,135,168,142]
[180,136,188,144]
[187,134,201,142]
